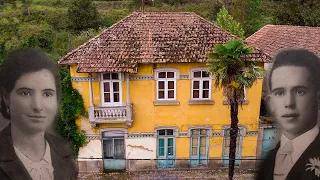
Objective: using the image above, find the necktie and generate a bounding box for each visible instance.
[274,140,294,180]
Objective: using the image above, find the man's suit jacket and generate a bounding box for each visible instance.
[0,124,78,180]
[256,131,320,180]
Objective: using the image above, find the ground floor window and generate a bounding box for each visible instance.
[190,129,209,167]
[103,138,125,159]
[157,129,175,168]
[102,130,126,170]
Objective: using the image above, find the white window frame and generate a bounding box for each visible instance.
[243,86,247,100]
[190,68,212,100]
[100,73,123,106]
[154,68,179,101]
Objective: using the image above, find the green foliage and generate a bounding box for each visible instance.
[44,9,69,30]
[67,0,101,32]
[207,39,265,102]
[215,6,244,38]
[100,9,130,27]
[70,28,101,49]
[244,0,264,36]
[227,0,272,37]
[270,0,320,26]
[57,67,86,156]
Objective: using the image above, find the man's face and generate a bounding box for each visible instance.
[269,66,319,138]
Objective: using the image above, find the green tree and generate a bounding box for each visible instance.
[67,0,101,32]
[245,0,265,36]
[227,0,271,37]
[270,0,320,26]
[215,6,245,38]
[207,40,264,179]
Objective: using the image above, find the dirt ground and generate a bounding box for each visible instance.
[78,169,256,180]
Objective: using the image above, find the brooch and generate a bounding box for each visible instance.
[306,157,320,177]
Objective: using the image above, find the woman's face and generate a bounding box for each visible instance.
[6,69,58,134]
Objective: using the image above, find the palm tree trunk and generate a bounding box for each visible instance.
[228,90,239,180]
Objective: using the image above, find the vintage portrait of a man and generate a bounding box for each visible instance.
[256,49,320,180]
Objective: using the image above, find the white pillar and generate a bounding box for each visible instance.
[89,73,93,107]
[126,73,130,104]
[126,73,132,127]
[88,73,96,127]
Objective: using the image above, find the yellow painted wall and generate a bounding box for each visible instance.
[70,62,263,159]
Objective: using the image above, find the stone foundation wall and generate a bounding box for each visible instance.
[78,160,103,172]
[78,158,258,172]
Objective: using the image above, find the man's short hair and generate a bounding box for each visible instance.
[268,48,320,91]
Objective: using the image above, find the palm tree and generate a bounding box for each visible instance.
[207,39,265,180]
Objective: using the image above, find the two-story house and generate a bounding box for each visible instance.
[58,12,271,172]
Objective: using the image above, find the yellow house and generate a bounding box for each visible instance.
[58,12,271,172]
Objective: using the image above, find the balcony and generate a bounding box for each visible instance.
[88,104,133,127]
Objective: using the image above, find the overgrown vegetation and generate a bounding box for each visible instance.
[57,67,87,155]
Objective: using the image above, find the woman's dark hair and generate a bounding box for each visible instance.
[268,48,320,92]
[0,47,61,119]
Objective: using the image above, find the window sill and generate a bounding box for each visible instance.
[188,99,214,105]
[153,100,180,106]
[223,99,248,105]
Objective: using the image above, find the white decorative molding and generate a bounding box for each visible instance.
[246,131,258,136]
[180,75,189,79]
[71,76,98,82]
[127,133,154,138]
[129,75,153,80]
[178,132,188,137]
[212,132,222,136]
[85,134,101,140]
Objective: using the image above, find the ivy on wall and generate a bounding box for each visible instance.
[56,66,86,156]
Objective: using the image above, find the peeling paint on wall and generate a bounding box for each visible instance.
[127,144,154,152]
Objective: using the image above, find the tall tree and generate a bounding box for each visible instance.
[270,0,320,26]
[207,40,264,179]
[227,0,270,37]
[215,6,245,38]
[67,0,101,32]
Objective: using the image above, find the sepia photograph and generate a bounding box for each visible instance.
[0,48,78,180]
[0,0,319,179]
[256,49,320,180]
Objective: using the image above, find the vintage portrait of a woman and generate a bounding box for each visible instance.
[0,48,78,180]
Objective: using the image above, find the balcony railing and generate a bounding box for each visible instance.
[89,104,133,127]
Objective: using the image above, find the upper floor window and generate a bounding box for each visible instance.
[101,73,122,106]
[156,71,177,100]
[191,70,211,100]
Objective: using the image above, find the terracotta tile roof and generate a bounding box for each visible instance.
[58,12,271,73]
[246,25,320,58]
